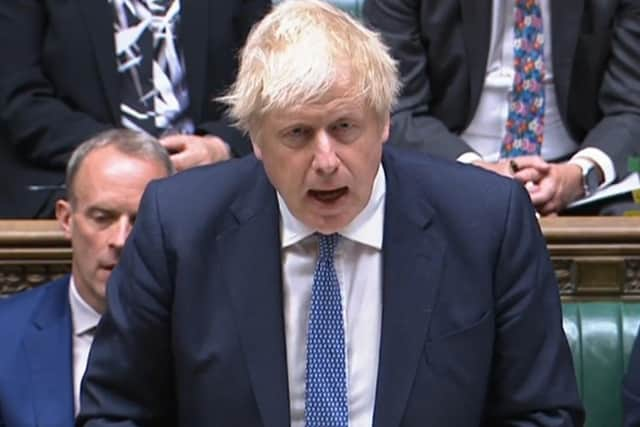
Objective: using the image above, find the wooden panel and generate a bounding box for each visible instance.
[1,217,640,299]
[541,217,640,244]
[0,220,71,296]
[540,217,640,301]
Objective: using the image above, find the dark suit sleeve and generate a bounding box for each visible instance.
[580,1,640,179]
[0,0,111,169]
[194,0,271,157]
[363,0,474,160]
[488,183,584,425]
[623,326,640,426]
[77,183,176,426]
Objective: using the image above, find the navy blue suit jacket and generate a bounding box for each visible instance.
[0,276,74,427]
[78,147,583,426]
[622,322,640,425]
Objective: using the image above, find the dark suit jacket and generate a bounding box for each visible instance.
[624,324,640,425]
[0,276,74,427]
[364,0,640,177]
[78,147,583,426]
[0,0,270,219]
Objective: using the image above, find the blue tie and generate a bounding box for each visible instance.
[305,233,349,427]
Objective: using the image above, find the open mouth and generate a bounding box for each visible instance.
[308,187,348,203]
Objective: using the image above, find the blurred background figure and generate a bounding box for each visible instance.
[0,0,270,218]
[364,0,640,215]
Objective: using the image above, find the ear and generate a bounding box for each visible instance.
[56,199,73,240]
[250,131,263,160]
[381,115,390,144]
[252,142,263,160]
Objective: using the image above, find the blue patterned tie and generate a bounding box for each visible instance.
[501,0,545,157]
[305,233,349,427]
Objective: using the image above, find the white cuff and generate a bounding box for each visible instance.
[457,152,483,164]
[569,147,616,188]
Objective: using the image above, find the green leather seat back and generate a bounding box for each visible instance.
[272,0,363,17]
[323,0,363,16]
[563,302,640,427]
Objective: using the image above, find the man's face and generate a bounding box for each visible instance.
[252,85,389,233]
[56,146,168,314]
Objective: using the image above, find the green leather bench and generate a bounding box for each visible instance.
[273,0,363,16]
[564,302,640,427]
[323,0,363,16]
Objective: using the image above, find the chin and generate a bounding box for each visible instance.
[308,214,354,234]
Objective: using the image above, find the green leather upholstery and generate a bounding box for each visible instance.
[563,302,640,427]
[323,0,363,16]
[272,0,363,17]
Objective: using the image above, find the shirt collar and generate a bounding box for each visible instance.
[278,164,386,250]
[68,276,101,336]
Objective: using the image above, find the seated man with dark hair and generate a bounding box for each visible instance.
[0,129,173,426]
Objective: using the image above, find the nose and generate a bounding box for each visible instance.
[311,131,339,175]
[109,216,132,252]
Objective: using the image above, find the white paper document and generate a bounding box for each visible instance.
[568,172,640,208]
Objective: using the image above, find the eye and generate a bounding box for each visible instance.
[89,209,116,226]
[282,125,312,147]
[334,121,353,130]
[287,126,308,138]
[330,120,359,142]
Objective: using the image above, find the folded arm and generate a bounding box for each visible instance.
[579,1,640,179]
[363,0,473,159]
[0,0,112,169]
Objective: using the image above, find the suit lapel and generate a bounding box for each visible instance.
[76,0,120,122]
[180,0,207,121]
[551,0,584,115]
[216,170,290,427]
[373,151,447,427]
[460,0,492,119]
[23,279,75,426]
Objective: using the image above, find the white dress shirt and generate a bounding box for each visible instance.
[68,277,101,416]
[459,0,615,187]
[279,164,385,427]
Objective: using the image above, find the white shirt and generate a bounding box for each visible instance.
[279,164,385,427]
[459,0,615,187]
[68,277,101,416]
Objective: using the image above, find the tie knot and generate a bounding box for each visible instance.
[317,233,339,260]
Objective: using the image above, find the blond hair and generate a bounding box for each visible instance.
[220,0,399,133]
